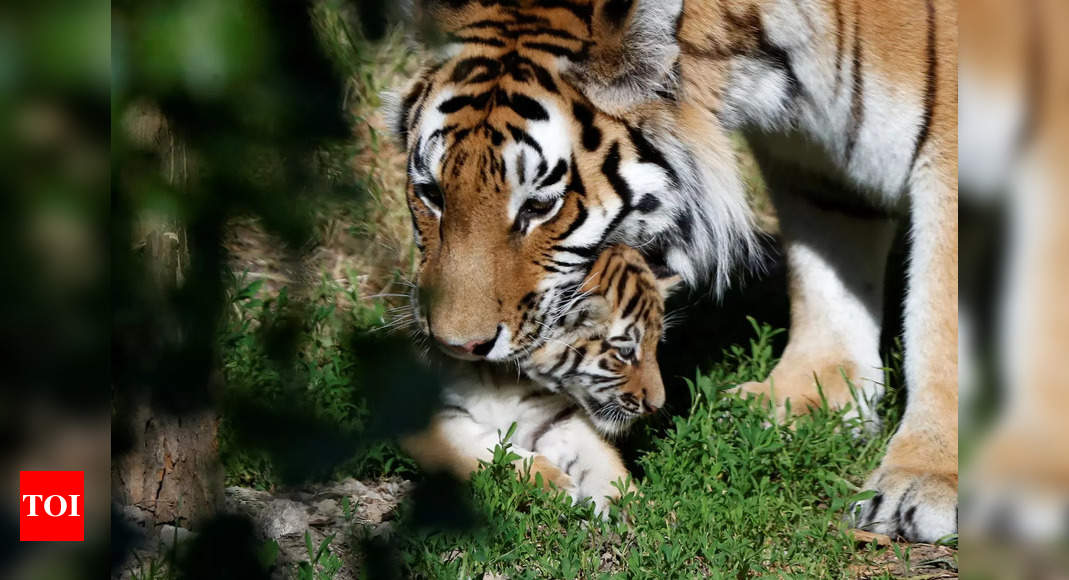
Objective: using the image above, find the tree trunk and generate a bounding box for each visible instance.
[113,405,221,527]
[113,104,222,529]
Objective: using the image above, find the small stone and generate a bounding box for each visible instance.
[157,524,194,548]
[309,498,340,525]
[263,499,309,538]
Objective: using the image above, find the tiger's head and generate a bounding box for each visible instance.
[388,0,756,361]
[522,244,679,435]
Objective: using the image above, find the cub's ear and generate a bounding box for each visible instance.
[654,273,682,299]
[568,0,683,114]
[579,295,612,325]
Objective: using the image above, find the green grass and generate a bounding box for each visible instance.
[214,281,902,577]
[218,271,419,489]
[379,321,897,578]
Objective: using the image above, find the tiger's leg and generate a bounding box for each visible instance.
[525,415,632,516]
[400,411,574,492]
[854,162,958,542]
[735,189,895,430]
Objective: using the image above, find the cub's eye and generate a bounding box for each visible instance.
[614,345,636,361]
[415,182,444,210]
[519,197,557,218]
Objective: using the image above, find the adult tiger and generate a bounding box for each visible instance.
[389,0,957,542]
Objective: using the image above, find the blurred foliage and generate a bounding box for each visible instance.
[107,0,444,576]
[218,274,420,489]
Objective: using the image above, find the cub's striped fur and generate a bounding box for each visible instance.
[402,245,674,513]
[391,0,957,542]
[523,244,678,435]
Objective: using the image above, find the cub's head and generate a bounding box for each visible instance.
[388,0,754,361]
[524,245,679,435]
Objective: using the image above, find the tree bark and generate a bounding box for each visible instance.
[113,103,222,529]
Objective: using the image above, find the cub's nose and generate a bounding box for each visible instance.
[619,389,661,414]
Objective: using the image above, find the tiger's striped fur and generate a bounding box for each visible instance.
[391,0,957,543]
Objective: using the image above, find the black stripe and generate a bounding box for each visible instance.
[539,159,568,188]
[462,19,512,32]
[506,124,544,154]
[406,80,434,141]
[845,6,865,162]
[516,151,527,185]
[514,27,583,42]
[754,14,802,100]
[865,492,885,521]
[833,0,844,93]
[566,345,586,375]
[501,52,559,92]
[451,35,506,48]
[521,42,581,59]
[505,92,549,121]
[601,141,634,205]
[530,405,578,449]
[635,194,660,213]
[567,156,586,196]
[397,82,424,142]
[620,292,641,319]
[626,125,678,184]
[538,0,593,25]
[554,200,588,241]
[576,468,590,488]
[674,212,693,239]
[438,92,490,114]
[910,0,937,172]
[450,57,502,84]
[546,347,575,377]
[572,102,603,151]
[552,244,598,258]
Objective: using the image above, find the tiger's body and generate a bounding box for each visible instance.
[391,0,957,542]
[402,244,674,513]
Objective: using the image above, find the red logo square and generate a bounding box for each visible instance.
[20,471,84,542]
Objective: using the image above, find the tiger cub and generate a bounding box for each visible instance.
[522,244,679,436]
[401,245,676,514]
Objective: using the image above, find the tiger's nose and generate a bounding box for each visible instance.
[434,327,501,359]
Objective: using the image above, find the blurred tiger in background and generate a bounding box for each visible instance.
[959,0,1069,570]
[390,0,957,541]
[402,244,676,514]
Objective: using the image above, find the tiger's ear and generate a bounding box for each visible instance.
[568,0,683,114]
[401,0,482,41]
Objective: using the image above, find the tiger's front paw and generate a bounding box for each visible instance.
[962,423,1069,542]
[852,465,958,543]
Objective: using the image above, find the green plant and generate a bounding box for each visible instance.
[296,532,343,580]
[218,273,417,490]
[375,320,899,578]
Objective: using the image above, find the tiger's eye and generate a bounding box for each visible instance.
[519,197,556,218]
